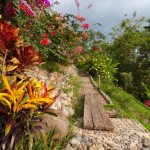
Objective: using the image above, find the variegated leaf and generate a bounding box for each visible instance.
[9,57,20,64]
[6,64,18,72]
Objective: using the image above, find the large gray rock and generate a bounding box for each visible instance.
[37,112,69,139]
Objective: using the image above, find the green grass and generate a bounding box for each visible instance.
[95,79,150,132]
[15,121,74,150]
[40,61,61,73]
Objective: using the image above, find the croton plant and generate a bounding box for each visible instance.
[0,16,42,74]
[0,75,59,150]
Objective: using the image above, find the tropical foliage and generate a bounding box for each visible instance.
[77,50,118,82]
[0,17,41,74]
[0,75,59,150]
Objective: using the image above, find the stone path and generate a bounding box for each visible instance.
[62,65,150,150]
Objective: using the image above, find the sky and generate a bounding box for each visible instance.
[53,0,150,40]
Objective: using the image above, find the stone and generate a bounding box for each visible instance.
[65,144,74,150]
[61,99,71,106]
[74,128,83,136]
[74,135,83,142]
[137,132,150,139]
[82,135,89,143]
[142,138,150,148]
[65,107,74,117]
[91,138,96,143]
[62,108,69,117]
[107,110,118,118]
[97,147,105,150]
[128,142,138,150]
[140,148,150,150]
[107,140,115,148]
[61,93,68,100]
[51,101,62,110]
[89,146,95,150]
[36,113,69,140]
[85,142,92,148]
[70,138,80,148]
[68,92,73,98]
[38,74,48,80]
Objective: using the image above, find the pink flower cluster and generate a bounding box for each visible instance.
[145,100,150,107]
[19,0,36,17]
[36,0,51,7]
[75,46,82,54]
[81,23,90,30]
[75,0,80,8]
[82,31,87,39]
[77,14,86,22]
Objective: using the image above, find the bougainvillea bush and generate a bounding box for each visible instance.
[1,0,89,64]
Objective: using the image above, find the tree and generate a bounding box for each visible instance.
[109,13,150,101]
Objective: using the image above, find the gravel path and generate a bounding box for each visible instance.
[63,65,150,150]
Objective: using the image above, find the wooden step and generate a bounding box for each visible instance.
[83,93,93,129]
[83,93,114,131]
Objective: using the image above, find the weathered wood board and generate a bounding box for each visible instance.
[83,93,114,131]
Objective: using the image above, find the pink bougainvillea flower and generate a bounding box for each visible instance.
[44,0,51,6]
[19,0,36,17]
[77,14,86,23]
[40,38,51,46]
[75,46,82,54]
[145,100,150,107]
[75,0,80,8]
[82,31,87,39]
[4,2,16,18]
[36,0,46,8]
[42,33,49,38]
[51,30,57,35]
[81,23,90,30]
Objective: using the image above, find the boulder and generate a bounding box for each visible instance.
[36,112,69,139]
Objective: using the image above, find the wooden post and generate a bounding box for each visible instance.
[98,75,100,87]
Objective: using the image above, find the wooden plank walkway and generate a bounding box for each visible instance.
[83,93,114,131]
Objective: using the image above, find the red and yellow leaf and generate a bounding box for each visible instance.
[17,104,37,112]
[2,75,15,103]
[6,64,18,72]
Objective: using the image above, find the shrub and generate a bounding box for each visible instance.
[0,75,59,150]
[0,18,42,74]
[77,51,118,82]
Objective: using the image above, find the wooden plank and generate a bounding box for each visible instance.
[90,93,104,130]
[94,93,114,131]
[83,93,94,129]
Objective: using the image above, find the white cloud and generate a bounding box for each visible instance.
[53,0,150,39]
